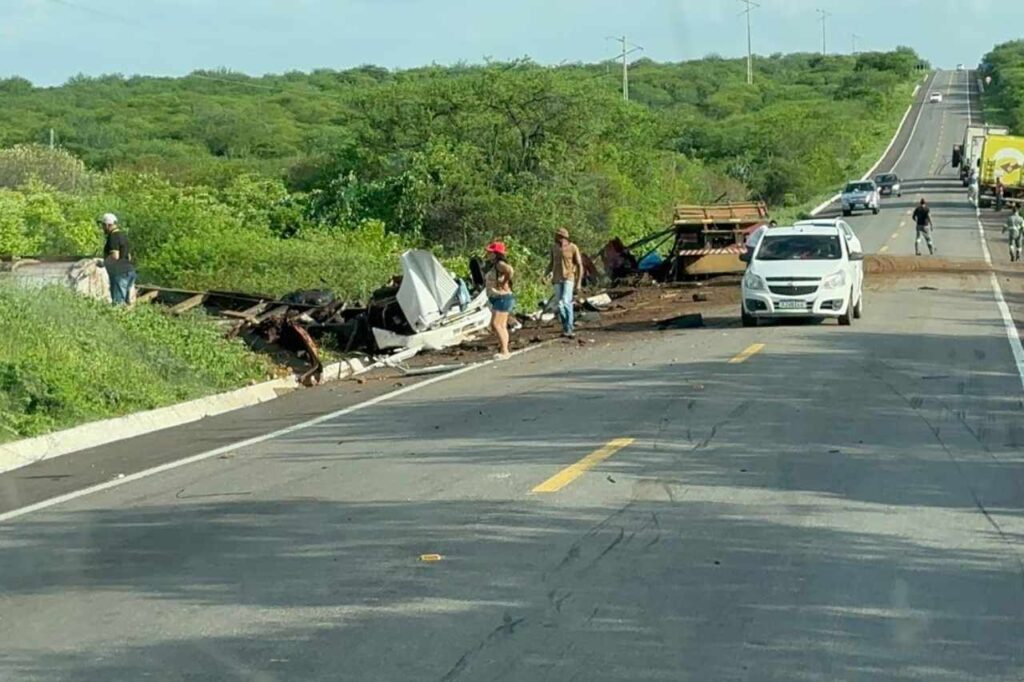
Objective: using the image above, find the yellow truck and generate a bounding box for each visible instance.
[979,134,1024,206]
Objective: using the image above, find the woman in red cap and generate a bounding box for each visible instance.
[485,241,515,359]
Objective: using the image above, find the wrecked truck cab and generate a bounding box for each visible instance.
[370,250,493,352]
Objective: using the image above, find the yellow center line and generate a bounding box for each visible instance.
[879,244,890,253]
[729,343,765,364]
[890,231,899,239]
[531,438,635,494]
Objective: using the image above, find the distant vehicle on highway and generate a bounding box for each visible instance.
[953,124,1009,186]
[741,224,864,327]
[929,92,943,103]
[841,180,880,216]
[873,172,902,197]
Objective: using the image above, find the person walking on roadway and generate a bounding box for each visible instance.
[1004,207,1024,262]
[968,173,979,207]
[912,198,935,256]
[546,227,583,339]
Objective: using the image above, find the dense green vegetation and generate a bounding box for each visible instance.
[980,41,1024,130]
[0,49,922,296]
[0,49,923,441]
[0,284,270,441]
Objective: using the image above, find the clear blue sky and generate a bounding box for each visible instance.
[0,0,1012,86]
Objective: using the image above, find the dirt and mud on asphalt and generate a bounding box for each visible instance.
[404,256,1004,372]
[865,254,993,277]
[360,280,743,380]
[265,252,1024,386]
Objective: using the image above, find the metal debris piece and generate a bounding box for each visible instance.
[371,250,492,352]
[584,293,613,310]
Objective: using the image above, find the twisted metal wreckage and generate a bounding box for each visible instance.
[2,201,771,384]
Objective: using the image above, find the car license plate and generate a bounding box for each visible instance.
[776,300,806,310]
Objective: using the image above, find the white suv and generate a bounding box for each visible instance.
[741,224,865,327]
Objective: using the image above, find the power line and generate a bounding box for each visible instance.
[43,0,144,28]
[606,36,643,102]
[738,0,760,86]
[188,73,283,91]
[816,9,831,55]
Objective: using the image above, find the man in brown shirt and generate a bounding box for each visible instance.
[546,227,584,338]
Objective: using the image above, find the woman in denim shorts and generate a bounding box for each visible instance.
[485,241,515,360]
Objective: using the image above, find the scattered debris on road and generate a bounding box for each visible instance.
[132,264,738,383]
[656,313,705,330]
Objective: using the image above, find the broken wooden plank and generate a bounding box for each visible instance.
[219,310,259,323]
[255,305,291,323]
[169,293,207,315]
[238,300,270,317]
[135,290,159,305]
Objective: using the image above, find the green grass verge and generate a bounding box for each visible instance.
[0,285,272,443]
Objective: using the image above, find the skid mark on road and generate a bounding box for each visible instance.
[532,438,635,494]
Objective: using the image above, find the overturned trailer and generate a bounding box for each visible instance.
[669,202,770,277]
[600,201,770,281]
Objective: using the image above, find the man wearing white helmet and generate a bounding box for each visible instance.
[99,212,135,305]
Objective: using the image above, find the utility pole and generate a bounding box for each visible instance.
[817,9,831,55]
[851,33,860,55]
[739,0,760,85]
[607,35,643,102]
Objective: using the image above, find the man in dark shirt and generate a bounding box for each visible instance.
[912,198,934,256]
[100,213,136,305]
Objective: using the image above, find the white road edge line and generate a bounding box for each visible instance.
[977,208,1024,391]
[809,72,931,217]
[887,72,935,173]
[968,73,1023,389]
[0,343,546,524]
[967,68,973,125]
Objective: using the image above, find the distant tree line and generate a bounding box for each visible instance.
[0,48,922,299]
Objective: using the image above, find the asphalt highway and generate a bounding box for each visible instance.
[2,71,1023,681]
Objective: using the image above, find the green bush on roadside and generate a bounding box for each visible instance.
[0,285,270,442]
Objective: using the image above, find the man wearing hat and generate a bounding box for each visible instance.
[546,227,584,338]
[99,212,136,305]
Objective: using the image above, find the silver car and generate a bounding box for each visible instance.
[841,180,880,216]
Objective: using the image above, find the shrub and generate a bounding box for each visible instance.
[0,284,270,441]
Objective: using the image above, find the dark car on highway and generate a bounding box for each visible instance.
[873,172,902,197]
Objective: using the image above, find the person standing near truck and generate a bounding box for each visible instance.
[546,228,583,339]
[1004,207,1024,262]
[484,241,515,360]
[996,178,1006,212]
[99,212,136,305]
[912,199,935,256]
